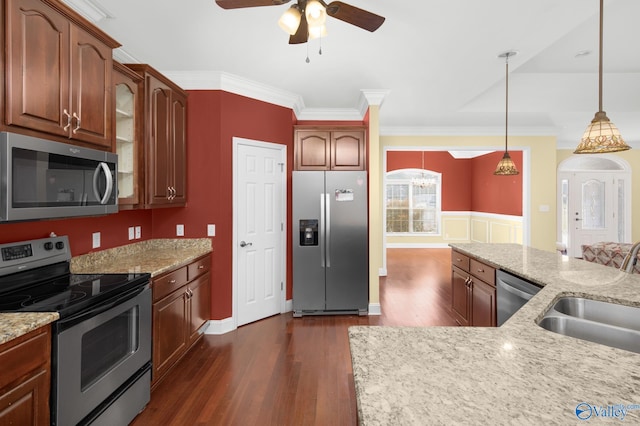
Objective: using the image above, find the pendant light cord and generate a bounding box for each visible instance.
[598,0,604,112]
[504,54,509,153]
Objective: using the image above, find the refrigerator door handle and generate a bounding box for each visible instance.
[320,193,325,267]
[326,193,331,268]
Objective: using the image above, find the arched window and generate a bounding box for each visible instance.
[386,169,442,234]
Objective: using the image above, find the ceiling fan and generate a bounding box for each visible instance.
[215,0,385,44]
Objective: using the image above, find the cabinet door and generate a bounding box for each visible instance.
[451,267,470,326]
[0,369,50,425]
[330,130,366,170]
[146,77,172,205]
[471,279,496,327]
[6,0,70,137]
[187,272,211,345]
[171,92,187,204]
[69,25,112,148]
[152,289,187,384]
[113,63,141,206]
[295,130,330,170]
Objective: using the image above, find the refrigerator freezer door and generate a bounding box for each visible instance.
[325,171,368,311]
[293,171,326,312]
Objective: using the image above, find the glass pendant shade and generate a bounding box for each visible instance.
[574,111,630,153]
[308,24,327,39]
[278,6,301,35]
[494,151,519,176]
[305,0,326,27]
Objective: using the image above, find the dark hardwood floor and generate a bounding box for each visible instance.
[131,248,456,426]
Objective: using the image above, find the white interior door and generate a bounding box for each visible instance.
[567,172,618,257]
[235,139,286,327]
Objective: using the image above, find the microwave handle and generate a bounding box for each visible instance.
[92,162,114,204]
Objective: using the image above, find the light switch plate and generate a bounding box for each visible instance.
[135,226,141,239]
[176,224,184,236]
[128,227,135,240]
[92,232,101,249]
[207,224,215,237]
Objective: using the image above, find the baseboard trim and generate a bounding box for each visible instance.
[368,303,381,315]
[204,318,236,335]
[386,243,451,249]
[284,299,293,313]
[378,268,387,276]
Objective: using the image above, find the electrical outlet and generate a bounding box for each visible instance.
[207,224,215,237]
[92,232,101,249]
[128,227,135,240]
[176,224,184,236]
[135,226,141,239]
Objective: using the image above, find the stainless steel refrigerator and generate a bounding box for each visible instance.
[292,171,368,316]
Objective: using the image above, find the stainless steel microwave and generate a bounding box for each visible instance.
[0,132,118,222]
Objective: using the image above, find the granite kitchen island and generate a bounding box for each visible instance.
[349,243,640,425]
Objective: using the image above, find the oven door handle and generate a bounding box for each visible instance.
[57,283,149,331]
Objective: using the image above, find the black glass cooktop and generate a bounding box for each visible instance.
[0,262,150,318]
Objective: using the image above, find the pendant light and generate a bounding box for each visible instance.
[412,151,436,188]
[574,0,630,153]
[494,51,519,176]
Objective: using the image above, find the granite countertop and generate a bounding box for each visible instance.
[71,238,213,277]
[1,238,212,347]
[0,313,59,345]
[349,243,640,425]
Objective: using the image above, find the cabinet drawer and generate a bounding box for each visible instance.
[153,267,188,301]
[451,251,470,272]
[188,256,211,281]
[0,327,49,389]
[470,259,495,286]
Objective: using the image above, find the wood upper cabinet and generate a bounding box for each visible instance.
[112,61,142,207]
[5,0,119,149]
[451,249,496,327]
[125,64,187,207]
[0,325,51,425]
[152,254,211,389]
[294,126,366,171]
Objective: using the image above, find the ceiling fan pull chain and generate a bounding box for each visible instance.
[306,42,310,63]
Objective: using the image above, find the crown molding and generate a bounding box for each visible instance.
[295,108,365,121]
[61,0,113,22]
[379,126,560,137]
[113,48,139,64]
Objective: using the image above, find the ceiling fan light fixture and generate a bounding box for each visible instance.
[305,0,326,27]
[278,5,302,35]
[308,24,327,39]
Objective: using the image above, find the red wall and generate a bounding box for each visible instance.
[153,91,295,320]
[386,150,522,215]
[0,210,152,256]
[471,151,522,216]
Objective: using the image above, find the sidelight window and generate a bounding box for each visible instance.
[385,169,441,234]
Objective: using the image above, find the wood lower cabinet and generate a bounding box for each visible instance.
[4,0,119,149]
[294,126,366,170]
[124,64,187,207]
[152,255,211,388]
[451,249,496,327]
[0,325,51,426]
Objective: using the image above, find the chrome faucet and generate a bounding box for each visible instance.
[620,241,640,273]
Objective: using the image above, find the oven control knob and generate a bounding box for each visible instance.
[44,242,53,251]
[55,241,65,250]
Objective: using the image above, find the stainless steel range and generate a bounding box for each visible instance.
[0,235,151,426]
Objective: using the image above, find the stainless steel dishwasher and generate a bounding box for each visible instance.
[496,270,543,326]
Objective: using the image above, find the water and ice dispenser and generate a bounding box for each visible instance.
[299,219,318,246]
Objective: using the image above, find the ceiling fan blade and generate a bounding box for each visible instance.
[289,12,308,44]
[215,0,291,9]
[325,1,385,32]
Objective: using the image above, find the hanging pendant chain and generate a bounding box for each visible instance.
[505,55,509,152]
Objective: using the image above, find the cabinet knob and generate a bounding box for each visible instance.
[169,279,177,284]
[477,268,484,273]
[198,265,204,269]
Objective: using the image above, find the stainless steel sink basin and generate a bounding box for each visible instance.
[538,297,640,354]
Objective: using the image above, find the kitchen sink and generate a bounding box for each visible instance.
[537,297,640,354]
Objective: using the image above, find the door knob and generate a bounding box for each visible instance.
[240,241,253,247]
